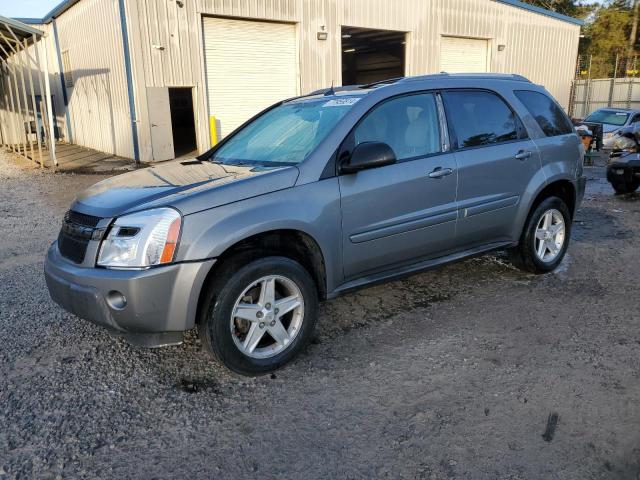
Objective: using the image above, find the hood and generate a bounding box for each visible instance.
[71,159,300,218]
[602,124,621,133]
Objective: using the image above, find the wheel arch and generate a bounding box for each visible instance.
[194,228,328,326]
[513,176,576,242]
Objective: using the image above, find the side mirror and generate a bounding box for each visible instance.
[340,141,397,174]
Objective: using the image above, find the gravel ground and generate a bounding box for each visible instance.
[1,152,639,480]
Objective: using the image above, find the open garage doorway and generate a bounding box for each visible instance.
[169,88,197,158]
[341,26,406,86]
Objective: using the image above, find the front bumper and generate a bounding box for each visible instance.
[607,158,640,184]
[44,242,215,346]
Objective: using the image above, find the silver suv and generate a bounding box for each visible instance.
[45,74,586,375]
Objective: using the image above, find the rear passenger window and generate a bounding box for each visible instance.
[443,90,524,149]
[353,93,441,161]
[514,90,574,137]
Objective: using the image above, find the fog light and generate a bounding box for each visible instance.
[106,291,127,310]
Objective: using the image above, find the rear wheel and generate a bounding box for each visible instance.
[198,256,318,376]
[510,196,572,274]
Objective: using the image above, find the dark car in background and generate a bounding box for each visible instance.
[583,108,640,149]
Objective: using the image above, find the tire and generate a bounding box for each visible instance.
[198,255,318,376]
[510,196,572,274]
[611,178,640,194]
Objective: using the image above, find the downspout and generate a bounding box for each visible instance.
[117,0,140,165]
[51,18,72,143]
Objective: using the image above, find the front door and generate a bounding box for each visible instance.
[339,92,458,279]
[442,89,542,248]
[147,87,175,162]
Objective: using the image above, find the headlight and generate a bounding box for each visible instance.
[604,131,616,139]
[97,208,181,268]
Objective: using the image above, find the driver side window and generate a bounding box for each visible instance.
[353,93,441,161]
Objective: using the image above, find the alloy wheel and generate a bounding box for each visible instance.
[229,275,305,359]
[534,208,566,263]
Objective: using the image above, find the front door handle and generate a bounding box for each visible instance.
[428,167,454,179]
[515,150,532,160]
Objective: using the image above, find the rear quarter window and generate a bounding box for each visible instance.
[514,90,574,137]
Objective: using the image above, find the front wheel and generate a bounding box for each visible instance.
[510,196,572,274]
[198,256,318,376]
[611,178,640,194]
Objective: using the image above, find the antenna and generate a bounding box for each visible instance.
[325,80,336,96]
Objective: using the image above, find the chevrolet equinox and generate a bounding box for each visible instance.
[45,74,586,375]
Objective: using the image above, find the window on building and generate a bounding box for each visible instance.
[515,90,574,137]
[61,50,73,88]
[443,90,524,148]
[353,93,441,161]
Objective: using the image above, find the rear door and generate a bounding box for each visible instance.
[442,89,541,248]
[513,90,581,183]
[339,92,458,279]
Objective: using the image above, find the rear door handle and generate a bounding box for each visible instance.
[515,150,532,160]
[428,167,454,179]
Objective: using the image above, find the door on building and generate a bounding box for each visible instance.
[341,26,406,86]
[202,17,299,141]
[169,88,197,158]
[147,87,198,162]
[440,36,490,73]
[147,87,175,162]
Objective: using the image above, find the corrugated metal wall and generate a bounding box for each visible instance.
[6,0,577,162]
[123,0,579,161]
[53,0,134,158]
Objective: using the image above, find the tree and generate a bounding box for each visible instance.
[522,0,594,17]
[581,1,635,77]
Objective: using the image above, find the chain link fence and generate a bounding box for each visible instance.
[569,53,640,119]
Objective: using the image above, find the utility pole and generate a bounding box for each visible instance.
[629,0,639,60]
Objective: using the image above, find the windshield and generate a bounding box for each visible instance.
[585,109,630,126]
[210,96,361,166]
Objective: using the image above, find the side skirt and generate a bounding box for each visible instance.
[327,241,515,299]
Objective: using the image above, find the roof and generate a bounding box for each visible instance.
[0,16,44,60]
[494,0,584,26]
[15,0,584,26]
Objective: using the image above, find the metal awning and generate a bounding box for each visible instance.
[0,16,57,167]
[0,16,43,59]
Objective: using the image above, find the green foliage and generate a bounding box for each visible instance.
[521,0,595,17]
[524,1,639,78]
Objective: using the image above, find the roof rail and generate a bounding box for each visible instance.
[306,85,365,96]
[359,77,405,89]
[399,72,532,83]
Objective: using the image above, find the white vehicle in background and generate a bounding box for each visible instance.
[583,108,640,149]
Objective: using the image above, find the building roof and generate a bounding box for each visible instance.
[0,16,44,60]
[15,0,585,26]
[495,0,584,26]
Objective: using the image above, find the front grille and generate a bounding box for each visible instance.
[58,210,103,264]
[65,210,101,228]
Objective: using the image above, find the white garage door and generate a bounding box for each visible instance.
[203,17,299,140]
[440,36,489,73]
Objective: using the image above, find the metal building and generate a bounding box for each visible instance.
[6,0,582,165]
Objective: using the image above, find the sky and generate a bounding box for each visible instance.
[0,0,61,19]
